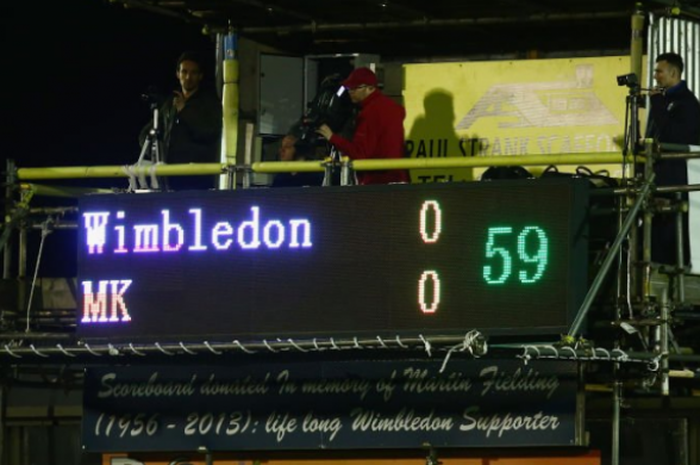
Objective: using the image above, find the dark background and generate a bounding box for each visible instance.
[4,0,215,170]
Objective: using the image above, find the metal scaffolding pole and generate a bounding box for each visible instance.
[568,174,656,337]
[2,160,15,279]
[612,378,622,465]
[0,381,6,465]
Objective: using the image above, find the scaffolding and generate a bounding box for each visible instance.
[2,142,700,462]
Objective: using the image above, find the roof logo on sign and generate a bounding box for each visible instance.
[456,64,619,130]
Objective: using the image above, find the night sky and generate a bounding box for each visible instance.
[5,0,214,171]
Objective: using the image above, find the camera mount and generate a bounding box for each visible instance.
[131,89,168,191]
[617,73,643,156]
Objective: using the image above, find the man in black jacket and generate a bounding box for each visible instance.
[647,52,700,185]
[646,52,700,265]
[140,51,222,190]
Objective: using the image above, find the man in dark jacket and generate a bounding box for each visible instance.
[316,67,409,185]
[140,51,222,190]
[645,52,700,265]
[646,52,700,186]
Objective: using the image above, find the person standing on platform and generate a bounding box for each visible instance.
[316,67,409,185]
[139,51,222,191]
[645,52,700,265]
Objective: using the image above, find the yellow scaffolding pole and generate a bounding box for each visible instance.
[252,161,327,173]
[253,152,638,174]
[222,31,239,167]
[17,164,225,180]
[350,153,640,171]
[630,5,645,80]
[16,152,640,180]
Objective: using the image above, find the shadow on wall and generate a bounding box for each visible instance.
[406,88,475,183]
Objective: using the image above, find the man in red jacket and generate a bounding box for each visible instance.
[316,67,410,185]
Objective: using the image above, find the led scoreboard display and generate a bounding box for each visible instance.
[77,179,589,341]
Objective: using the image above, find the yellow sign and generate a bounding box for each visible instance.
[404,57,636,182]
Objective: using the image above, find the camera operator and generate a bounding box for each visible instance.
[646,52,700,186]
[645,52,700,266]
[139,51,222,190]
[316,67,409,185]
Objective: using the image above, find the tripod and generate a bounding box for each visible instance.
[622,85,643,158]
[131,100,167,191]
[324,145,358,186]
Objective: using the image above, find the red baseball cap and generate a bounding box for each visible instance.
[341,67,378,89]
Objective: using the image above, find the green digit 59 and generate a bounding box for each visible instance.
[483,226,549,285]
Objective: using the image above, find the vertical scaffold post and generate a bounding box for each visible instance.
[675,190,686,302]
[660,289,670,396]
[611,378,622,465]
[2,159,15,279]
[642,140,656,302]
[630,5,645,84]
[222,28,239,189]
[0,381,5,464]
